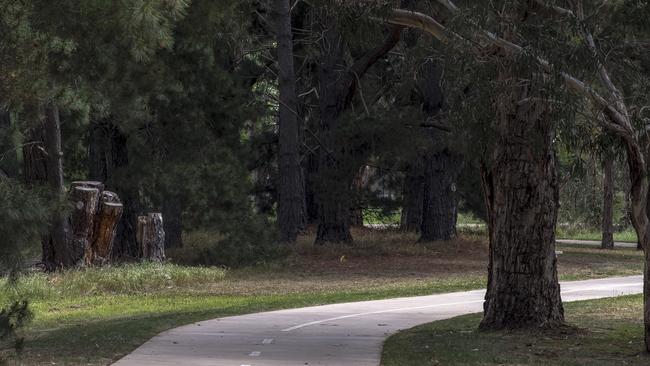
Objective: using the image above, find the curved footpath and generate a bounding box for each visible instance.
[114,276,643,366]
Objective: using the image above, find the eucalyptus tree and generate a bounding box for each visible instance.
[272,0,305,243]
[383,0,650,351]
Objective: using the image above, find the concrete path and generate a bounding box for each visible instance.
[557,239,637,248]
[113,276,643,366]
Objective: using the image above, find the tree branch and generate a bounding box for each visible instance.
[385,5,633,138]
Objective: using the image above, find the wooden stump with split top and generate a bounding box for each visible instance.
[69,181,123,265]
[137,213,165,262]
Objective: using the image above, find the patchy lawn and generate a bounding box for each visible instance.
[381,294,649,366]
[1,228,643,365]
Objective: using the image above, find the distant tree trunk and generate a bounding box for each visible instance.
[420,148,461,242]
[313,16,354,244]
[601,158,615,249]
[400,164,424,232]
[162,197,183,249]
[313,16,402,244]
[42,104,74,270]
[88,120,139,259]
[479,75,564,330]
[274,0,305,243]
[350,166,368,228]
[304,153,319,225]
[415,60,462,242]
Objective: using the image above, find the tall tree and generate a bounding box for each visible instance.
[417,60,462,242]
[312,4,403,244]
[274,0,305,243]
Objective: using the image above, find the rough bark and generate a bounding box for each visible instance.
[416,60,462,242]
[91,197,123,264]
[70,186,100,265]
[420,148,461,242]
[400,165,424,232]
[479,76,564,330]
[162,197,183,249]
[274,0,305,243]
[137,213,165,262]
[601,158,615,249]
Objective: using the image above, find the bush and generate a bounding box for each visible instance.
[0,177,52,363]
[0,301,32,362]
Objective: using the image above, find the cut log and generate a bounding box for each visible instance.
[137,213,165,262]
[69,186,100,265]
[91,200,124,264]
[71,180,105,193]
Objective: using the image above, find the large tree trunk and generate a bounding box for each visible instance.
[313,16,354,244]
[274,0,305,243]
[400,164,424,232]
[601,157,615,249]
[42,105,74,269]
[622,137,650,351]
[416,60,462,242]
[420,148,461,242]
[479,77,564,330]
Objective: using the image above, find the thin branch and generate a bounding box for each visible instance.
[385,5,632,138]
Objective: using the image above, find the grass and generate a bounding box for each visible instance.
[381,294,649,366]
[1,228,644,365]
[556,226,638,243]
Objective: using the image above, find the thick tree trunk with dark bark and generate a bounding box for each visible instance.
[479,78,564,330]
[420,148,461,242]
[400,165,424,232]
[416,60,462,242]
[601,158,615,249]
[274,0,305,243]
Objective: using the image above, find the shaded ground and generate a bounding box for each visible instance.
[1,228,643,365]
[381,294,648,366]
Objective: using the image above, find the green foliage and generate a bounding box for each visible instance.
[0,300,32,363]
[0,178,52,273]
[1,263,227,300]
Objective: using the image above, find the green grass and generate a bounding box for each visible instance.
[381,295,649,365]
[1,264,484,365]
[457,224,639,243]
[556,226,638,243]
[1,231,644,365]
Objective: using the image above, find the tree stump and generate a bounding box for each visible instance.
[70,186,100,264]
[68,181,123,266]
[137,213,165,262]
[90,198,123,264]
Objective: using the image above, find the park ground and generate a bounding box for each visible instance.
[0,228,645,365]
